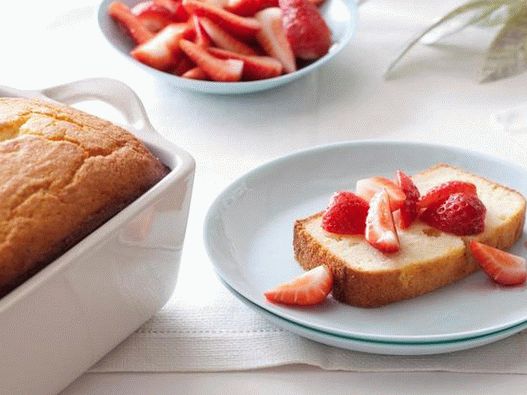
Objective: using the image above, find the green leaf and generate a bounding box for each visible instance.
[385,0,509,77]
[481,6,527,82]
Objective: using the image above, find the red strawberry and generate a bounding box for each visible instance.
[179,39,243,81]
[227,0,278,17]
[365,190,400,253]
[131,23,191,70]
[172,55,195,75]
[420,192,486,236]
[199,17,256,55]
[208,47,283,80]
[356,176,406,212]
[418,181,477,209]
[264,265,333,306]
[396,170,420,229]
[108,1,154,44]
[182,0,261,39]
[132,1,176,32]
[182,67,209,79]
[255,8,296,73]
[470,241,527,285]
[192,15,212,47]
[279,0,331,60]
[320,191,369,235]
[308,0,325,5]
[154,0,189,21]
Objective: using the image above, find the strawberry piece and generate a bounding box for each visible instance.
[418,181,477,209]
[179,39,243,81]
[182,67,209,79]
[199,18,256,55]
[131,23,191,70]
[208,47,282,80]
[172,55,195,75]
[320,191,369,235]
[154,0,189,21]
[182,0,261,39]
[132,1,176,32]
[308,0,325,5]
[365,190,400,253]
[396,170,420,229]
[279,0,331,60]
[420,192,486,236]
[264,265,333,306]
[108,1,154,44]
[227,0,278,17]
[255,8,296,73]
[192,15,212,47]
[356,176,406,212]
[470,241,527,285]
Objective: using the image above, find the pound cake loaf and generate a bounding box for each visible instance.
[0,98,168,295]
[294,164,526,307]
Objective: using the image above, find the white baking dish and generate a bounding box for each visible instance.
[0,78,195,395]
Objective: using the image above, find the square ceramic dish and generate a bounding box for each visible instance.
[0,78,195,394]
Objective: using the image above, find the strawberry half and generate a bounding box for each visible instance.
[418,181,477,209]
[470,241,527,285]
[365,190,400,253]
[356,176,406,212]
[420,192,486,236]
[255,7,296,73]
[131,23,191,70]
[396,170,420,229]
[108,1,154,44]
[132,1,176,32]
[182,66,209,79]
[199,17,256,55]
[321,191,369,235]
[227,0,279,17]
[279,0,331,60]
[208,47,283,80]
[154,0,189,21]
[264,265,333,306]
[182,0,261,39]
[192,15,212,47]
[179,39,243,81]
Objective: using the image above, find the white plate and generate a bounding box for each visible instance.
[97,0,357,94]
[221,279,527,355]
[204,141,527,344]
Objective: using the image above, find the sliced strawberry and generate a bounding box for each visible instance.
[208,47,282,80]
[132,1,176,32]
[171,55,195,75]
[182,67,209,79]
[227,0,278,17]
[179,39,243,81]
[320,191,369,235]
[470,241,527,285]
[182,0,261,39]
[131,23,191,70]
[204,0,230,7]
[365,190,400,253]
[279,0,331,60]
[420,192,486,236]
[264,265,333,306]
[154,0,189,21]
[356,176,406,212]
[396,170,420,229]
[199,17,256,55]
[255,8,296,73]
[192,15,212,47]
[308,0,325,5]
[108,1,154,44]
[418,181,477,209]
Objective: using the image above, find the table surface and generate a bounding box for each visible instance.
[4,0,527,393]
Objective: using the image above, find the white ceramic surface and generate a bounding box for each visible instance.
[0,78,195,395]
[222,280,527,355]
[97,0,358,94]
[204,141,527,345]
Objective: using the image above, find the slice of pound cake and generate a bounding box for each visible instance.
[293,164,526,307]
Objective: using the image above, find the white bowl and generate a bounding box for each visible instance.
[97,0,358,94]
[0,78,195,394]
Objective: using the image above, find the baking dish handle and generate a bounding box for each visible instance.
[40,78,154,131]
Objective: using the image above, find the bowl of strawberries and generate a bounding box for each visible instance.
[98,0,357,94]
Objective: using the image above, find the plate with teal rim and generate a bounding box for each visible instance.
[204,141,527,344]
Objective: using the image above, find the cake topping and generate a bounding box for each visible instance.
[470,241,527,285]
[417,180,477,209]
[356,176,406,212]
[396,170,420,229]
[365,189,400,253]
[321,191,369,235]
